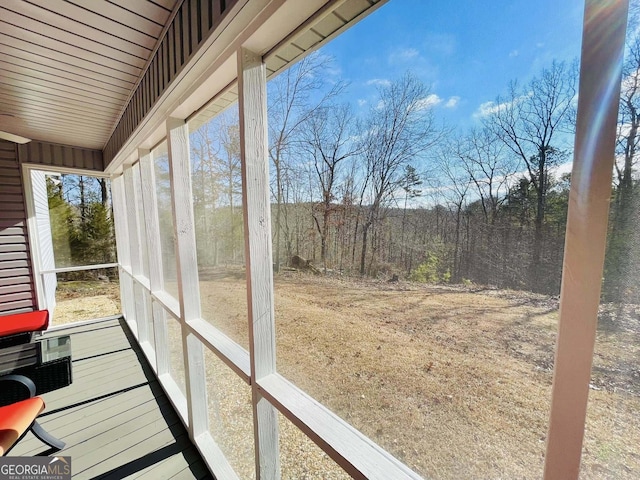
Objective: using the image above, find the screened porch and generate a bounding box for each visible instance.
[0,0,635,479]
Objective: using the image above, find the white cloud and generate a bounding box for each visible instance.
[475,100,506,117]
[357,99,367,107]
[474,93,531,118]
[423,33,456,56]
[389,48,420,63]
[404,48,420,58]
[555,161,573,178]
[509,50,519,58]
[374,93,457,113]
[366,78,391,88]
[444,96,460,108]
[415,94,442,110]
[621,68,640,93]
[618,120,638,139]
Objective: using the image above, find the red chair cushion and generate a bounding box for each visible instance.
[0,310,49,337]
[0,397,45,455]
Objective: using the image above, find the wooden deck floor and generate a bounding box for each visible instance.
[9,317,215,480]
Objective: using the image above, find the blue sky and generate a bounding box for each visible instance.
[319,0,585,128]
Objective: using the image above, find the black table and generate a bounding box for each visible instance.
[0,335,73,405]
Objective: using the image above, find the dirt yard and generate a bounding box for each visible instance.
[202,270,640,480]
[53,280,121,324]
[54,273,640,479]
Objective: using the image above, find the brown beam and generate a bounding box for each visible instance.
[544,1,629,478]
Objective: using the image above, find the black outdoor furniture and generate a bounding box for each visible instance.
[0,375,65,455]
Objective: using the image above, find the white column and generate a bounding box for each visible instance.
[238,47,281,480]
[30,170,57,315]
[166,117,209,438]
[123,165,147,340]
[111,174,133,322]
[138,148,171,375]
[544,1,629,478]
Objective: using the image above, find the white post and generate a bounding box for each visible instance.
[123,166,147,339]
[26,170,57,315]
[166,117,209,438]
[544,0,628,478]
[138,148,171,375]
[111,174,133,322]
[238,47,281,480]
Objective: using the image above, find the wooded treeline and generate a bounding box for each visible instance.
[47,175,116,271]
[189,32,640,302]
[47,45,638,303]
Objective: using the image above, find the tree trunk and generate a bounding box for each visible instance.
[453,204,462,282]
[79,176,86,225]
[229,177,236,261]
[274,154,282,272]
[99,179,108,207]
[319,193,331,270]
[352,210,360,268]
[531,150,547,292]
[360,220,371,276]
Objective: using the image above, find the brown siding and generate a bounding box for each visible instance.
[17,141,103,171]
[0,140,36,314]
[103,0,239,165]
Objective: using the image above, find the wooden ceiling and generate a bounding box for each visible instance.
[0,0,386,158]
[0,0,179,150]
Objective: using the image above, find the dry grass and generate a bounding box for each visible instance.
[53,280,121,324]
[273,275,555,479]
[54,272,640,479]
[199,270,640,479]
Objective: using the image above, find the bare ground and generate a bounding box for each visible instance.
[53,280,121,324]
[54,273,640,479]
[274,275,557,479]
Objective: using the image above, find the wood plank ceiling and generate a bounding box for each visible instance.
[0,0,180,150]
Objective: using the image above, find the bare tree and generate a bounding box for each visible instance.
[267,52,344,270]
[487,60,576,290]
[300,103,359,270]
[190,121,222,266]
[358,73,442,275]
[616,38,640,199]
[216,109,243,262]
[449,127,518,284]
[399,164,422,268]
[605,31,640,301]
[336,164,358,272]
[99,179,108,207]
[434,144,471,282]
[456,127,515,224]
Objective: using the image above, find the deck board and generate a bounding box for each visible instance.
[9,318,215,480]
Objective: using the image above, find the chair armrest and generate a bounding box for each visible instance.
[0,374,36,398]
[0,310,49,336]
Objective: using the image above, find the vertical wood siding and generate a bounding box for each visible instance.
[103,0,239,164]
[1,139,101,317]
[18,141,103,171]
[0,140,36,314]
